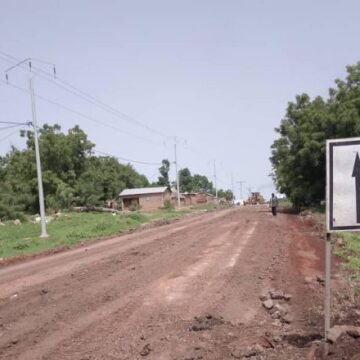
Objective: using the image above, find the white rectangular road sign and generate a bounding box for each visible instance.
[327,137,360,232]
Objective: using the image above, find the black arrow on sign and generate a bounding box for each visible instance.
[352,152,360,223]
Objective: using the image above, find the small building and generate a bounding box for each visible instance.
[171,190,186,207]
[119,187,171,212]
[182,192,217,206]
[205,193,216,204]
[182,192,197,206]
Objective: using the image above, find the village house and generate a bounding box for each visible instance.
[170,189,186,207]
[119,187,172,212]
[182,192,218,206]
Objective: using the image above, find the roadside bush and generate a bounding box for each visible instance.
[127,212,147,222]
[0,204,27,222]
[163,199,174,210]
[129,201,140,211]
[46,183,74,211]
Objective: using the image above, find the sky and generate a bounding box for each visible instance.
[0,0,359,200]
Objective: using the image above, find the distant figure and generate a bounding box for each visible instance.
[270,193,278,216]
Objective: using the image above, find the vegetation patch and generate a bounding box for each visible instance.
[335,232,360,271]
[270,62,360,208]
[0,204,222,259]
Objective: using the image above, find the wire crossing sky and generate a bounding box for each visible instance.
[0,0,359,199]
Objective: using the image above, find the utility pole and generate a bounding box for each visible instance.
[237,180,246,201]
[30,77,48,237]
[214,160,218,198]
[231,174,235,201]
[5,58,55,238]
[174,137,181,208]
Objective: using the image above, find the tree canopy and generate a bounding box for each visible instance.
[178,167,233,200]
[157,159,170,186]
[0,124,148,219]
[0,124,235,220]
[270,62,360,207]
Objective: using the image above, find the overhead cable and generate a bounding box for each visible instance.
[94,150,161,166]
[0,128,23,144]
[0,79,168,148]
[0,51,171,140]
[0,124,27,131]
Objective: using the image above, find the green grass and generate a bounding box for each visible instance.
[308,203,326,214]
[0,204,222,259]
[335,232,360,271]
[279,199,292,209]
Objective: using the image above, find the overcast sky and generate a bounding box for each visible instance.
[0,0,359,199]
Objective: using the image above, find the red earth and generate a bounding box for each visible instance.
[0,206,355,359]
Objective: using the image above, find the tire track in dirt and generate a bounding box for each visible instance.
[0,209,231,300]
[37,215,259,360]
[0,207,327,359]
[0,209,242,360]
[144,220,258,308]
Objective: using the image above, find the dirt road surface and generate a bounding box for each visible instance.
[0,206,328,359]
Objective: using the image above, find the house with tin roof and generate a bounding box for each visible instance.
[119,187,172,211]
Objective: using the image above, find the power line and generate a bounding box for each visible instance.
[0,52,234,189]
[0,124,27,131]
[94,149,161,166]
[0,128,23,144]
[0,121,31,131]
[0,121,30,125]
[0,79,168,148]
[0,51,172,140]
[0,52,235,181]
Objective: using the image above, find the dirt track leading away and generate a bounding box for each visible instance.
[0,206,327,359]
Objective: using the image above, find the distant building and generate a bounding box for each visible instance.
[182,192,197,206]
[182,192,217,206]
[170,190,186,206]
[119,187,171,211]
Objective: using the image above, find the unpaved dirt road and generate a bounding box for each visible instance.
[0,206,327,359]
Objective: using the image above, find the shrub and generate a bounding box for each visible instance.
[129,201,140,211]
[163,199,174,210]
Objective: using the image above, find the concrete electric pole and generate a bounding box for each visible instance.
[214,160,218,198]
[5,58,55,237]
[237,180,246,201]
[29,77,48,237]
[231,173,235,201]
[174,137,181,208]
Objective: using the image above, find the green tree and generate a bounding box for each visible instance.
[218,189,234,201]
[75,156,149,206]
[270,62,360,207]
[157,159,170,186]
[18,124,95,206]
[178,168,193,193]
[0,124,150,217]
[192,174,214,193]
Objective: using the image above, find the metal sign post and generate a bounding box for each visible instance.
[326,137,360,343]
[324,232,331,340]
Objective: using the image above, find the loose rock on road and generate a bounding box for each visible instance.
[0,206,326,359]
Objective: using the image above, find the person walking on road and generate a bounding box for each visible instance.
[270,193,278,216]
